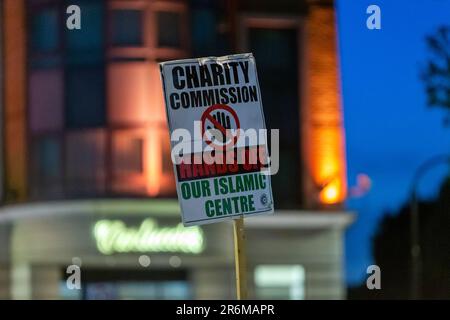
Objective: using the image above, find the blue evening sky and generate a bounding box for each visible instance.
[336,0,450,285]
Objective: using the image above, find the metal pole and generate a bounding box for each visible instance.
[410,189,421,299]
[409,154,450,300]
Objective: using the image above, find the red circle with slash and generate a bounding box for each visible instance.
[201,104,240,149]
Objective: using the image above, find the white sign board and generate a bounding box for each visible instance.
[160,53,274,226]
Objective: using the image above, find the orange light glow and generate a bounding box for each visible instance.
[146,127,162,196]
[144,63,174,197]
[108,62,152,124]
[304,5,347,206]
[109,61,172,196]
[311,125,347,204]
[319,182,339,204]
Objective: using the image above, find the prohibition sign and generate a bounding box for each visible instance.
[201,104,240,149]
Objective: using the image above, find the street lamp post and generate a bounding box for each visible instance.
[409,154,450,300]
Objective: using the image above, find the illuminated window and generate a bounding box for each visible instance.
[191,7,223,56]
[65,0,104,64]
[106,1,188,60]
[113,133,144,175]
[35,137,60,179]
[157,11,181,48]
[111,9,143,47]
[108,62,150,125]
[26,0,185,200]
[31,7,59,52]
[153,1,188,59]
[255,265,305,300]
[65,130,106,195]
[29,69,63,132]
[111,129,147,195]
[66,66,106,128]
[82,281,191,300]
[30,136,62,199]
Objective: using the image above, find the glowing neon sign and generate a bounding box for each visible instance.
[93,219,205,255]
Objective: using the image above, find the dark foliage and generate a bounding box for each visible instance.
[348,178,450,299]
[422,26,450,126]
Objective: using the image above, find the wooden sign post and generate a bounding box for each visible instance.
[233,216,248,299]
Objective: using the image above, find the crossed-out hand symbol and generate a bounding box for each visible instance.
[206,111,232,143]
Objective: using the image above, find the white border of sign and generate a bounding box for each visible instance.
[160,53,274,226]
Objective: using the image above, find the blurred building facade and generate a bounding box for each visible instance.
[0,0,353,299]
